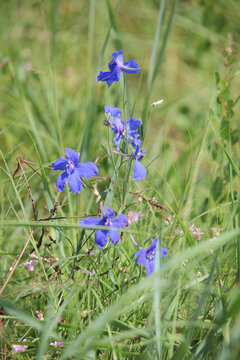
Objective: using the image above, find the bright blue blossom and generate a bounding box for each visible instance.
[104,106,141,150]
[52,148,98,194]
[98,50,141,87]
[134,238,168,276]
[80,206,127,249]
[132,144,146,181]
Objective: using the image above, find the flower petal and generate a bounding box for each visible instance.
[52,157,68,170]
[113,134,122,150]
[95,230,109,249]
[145,259,155,276]
[76,162,98,178]
[107,207,115,218]
[104,105,122,119]
[121,60,141,74]
[112,214,127,228]
[133,160,146,181]
[127,118,141,132]
[56,171,69,192]
[97,66,121,87]
[113,117,125,133]
[135,249,147,265]
[148,238,157,253]
[161,246,168,258]
[80,217,103,227]
[131,137,141,150]
[69,171,82,194]
[112,50,124,66]
[109,230,120,245]
[65,148,79,165]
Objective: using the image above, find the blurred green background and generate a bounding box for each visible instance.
[1,0,239,229]
[1,0,239,153]
[0,2,240,358]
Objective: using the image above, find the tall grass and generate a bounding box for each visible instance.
[0,0,240,359]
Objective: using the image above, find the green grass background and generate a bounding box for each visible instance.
[0,0,240,359]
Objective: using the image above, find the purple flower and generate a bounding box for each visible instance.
[134,238,168,276]
[132,144,146,181]
[104,106,141,150]
[98,50,141,87]
[12,339,28,354]
[128,211,144,224]
[22,260,38,272]
[52,148,98,194]
[80,206,127,249]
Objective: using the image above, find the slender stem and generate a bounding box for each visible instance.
[0,230,34,295]
[130,234,143,250]
[17,158,38,221]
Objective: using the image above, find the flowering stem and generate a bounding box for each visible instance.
[112,149,133,158]
[130,234,143,250]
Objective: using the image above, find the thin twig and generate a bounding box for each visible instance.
[0,230,34,295]
[22,159,52,170]
[17,158,38,221]
[129,191,168,211]
[38,214,99,222]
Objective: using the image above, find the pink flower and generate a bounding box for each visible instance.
[211,227,222,236]
[226,47,232,55]
[35,310,44,320]
[175,228,183,235]
[22,260,38,272]
[12,339,28,354]
[188,224,195,232]
[128,211,144,224]
[193,227,204,240]
[50,341,64,347]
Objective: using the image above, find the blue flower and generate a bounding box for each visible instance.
[98,50,141,87]
[104,106,141,150]
[112,140,147,181]
[132,144,146,181]
[52,148,98,194]
[134,238,168,276]
[80,206,127,249]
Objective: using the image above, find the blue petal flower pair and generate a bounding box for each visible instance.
[52,148,98,194]
[135,238,168,276]
[98,50,141,87]
[80,206,127,249]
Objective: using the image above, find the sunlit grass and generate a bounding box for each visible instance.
[0,0,240,359]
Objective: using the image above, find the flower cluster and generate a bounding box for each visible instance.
[12,339,28,354]
[50,50,167,278]
[9,49,171,354]
[104,105,147,181]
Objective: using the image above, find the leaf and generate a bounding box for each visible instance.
[212,176,223,201]
[220,120,230,140]
[215,71,220,86]
[0,297,44,332]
